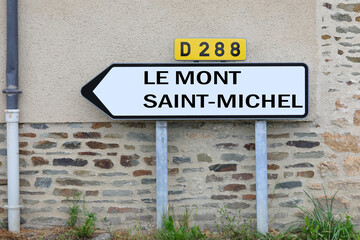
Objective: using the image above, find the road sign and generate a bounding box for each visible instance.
[174,38,246,61]
[81,63,308,120]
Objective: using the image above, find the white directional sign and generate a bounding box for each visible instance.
[81,63,308,120]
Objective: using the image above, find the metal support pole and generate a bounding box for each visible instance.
[255,120,268,233]
[156,121,168,229]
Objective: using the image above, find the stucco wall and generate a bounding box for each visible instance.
[0,0,316,122]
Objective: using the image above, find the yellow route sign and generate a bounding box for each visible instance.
[174,38,246,61]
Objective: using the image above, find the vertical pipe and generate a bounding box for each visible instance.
[156,121,168,229]
[4,0,21,233]
[5,0,19,110]
[5,110,20,233]
[255,120,268,233]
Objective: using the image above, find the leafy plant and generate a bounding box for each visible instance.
[63,193,99,239]
[66,193,80,228]
[157,206,206,240]
[297,186,360,240]
[214,206,255,240]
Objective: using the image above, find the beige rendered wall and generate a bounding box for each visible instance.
[0,0,316,123]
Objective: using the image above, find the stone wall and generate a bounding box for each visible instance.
[0,0,359,231]
[0,121,323,230]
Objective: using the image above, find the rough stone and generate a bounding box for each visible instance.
[20,170,39,175]
[226,202,250,209]
[347,57,360,63]
[323,3,332,9]
[86,190,99,196]
[144,156,156,166]
[268,164,280,170]
[316,196,350,210]
[209,164,237,172]
[173,157,191,164]
[140,145,156,153]
[73,132,101,138]
[214,143,238,150]
[137,189,151,195]
[34,177,52,188]
[23,199,40,204]
[19,133,36,138]
[268,173,278,179]
[220,153,246,162]
[286,140,320,148]
[318,161,339,177]
[141,178,156,184]
[297,171,315,178]
[168,168,179,176]
[53,158,88,167]
[107,152,117,156]
[276,181,302,189]
[19,142,28,148]
[279,199,303,207]
[337,3,360,12]
[268,133,290,138]
[242,194,256,200]
[206,174,224,183]
[133,170,152,177]
[42,169,68,175]
[294,151,324,159]
[343,156,360,176]
[62,141,81,149]
[78,151,100,156]
[183,168,204,173]
[120,154,140,167]
[211,195,238,200]
[103,190,132,197]
[56,177,103,186]
[94,159,114,169]
[124,145,135,150]
[322,35,331,40]
[105,133,123,138]
[232,173,253,180]
[331,13,352,22]
[223,184,246,192]
[92,123,111,129]
[294,133,318,138]
[33,140,56,149]
[99,172,128,177]
[41,132,68,139]
[244,143,255,151]
[197,153,212,163]
[86,141,119,149]
[31,156,49,166]
[268,152,289,160]
[19,149,35,156]
[127,132,155,142]
[53,188,81,197]
[336,26,360,34]
[108,207,139,213]
[73,170,96,177]
[323,133,360,153]
[30,124,49,129]
[21,207,52,214]
[285,163,314,168]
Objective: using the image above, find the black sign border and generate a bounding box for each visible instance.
[81,63,309,120]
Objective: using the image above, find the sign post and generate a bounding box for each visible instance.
[156,121,168,228]
[255,120,268,233]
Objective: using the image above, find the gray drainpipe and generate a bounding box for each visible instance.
[3,0,22,233]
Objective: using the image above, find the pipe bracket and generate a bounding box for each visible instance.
[4,205,23,209]
[2,89,22,94]
[5,109,19,123]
